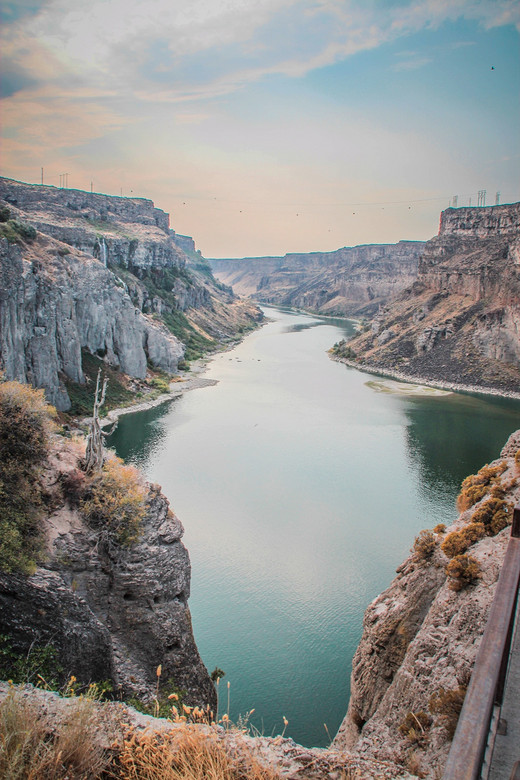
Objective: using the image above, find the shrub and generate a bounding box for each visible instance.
[0,206,10,222]
[412,530,436,560]
[80,456,146,546]
[0,218,37,243]
[0,381,56,573]
[457,462,508,511]
[398,710,432,744]
[0,635,63,690]
[429,686,467,739]
[470,497,512,536]
[445,555,480,591]
[433,523,446,534]
[441,523,486,559]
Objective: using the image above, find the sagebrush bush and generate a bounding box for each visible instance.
[429,686,466,739]
[470,497,511,536]
[432,523,446,534]
[445,555,480,591]
[441,523,486,559]
[457,462,508,511]
[412,530,437,560]
[80,455,146,546]
[0,381,56,573]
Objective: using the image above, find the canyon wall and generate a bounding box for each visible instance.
[0,178,261,410]
[0,432,216,710]
[334,430,520,778]
[333,202,520,393]
[210,241,424,317]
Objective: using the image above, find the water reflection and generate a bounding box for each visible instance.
[402,392,520,509]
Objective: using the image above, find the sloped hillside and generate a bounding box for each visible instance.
[332,203,520,394]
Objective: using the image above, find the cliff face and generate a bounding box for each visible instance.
[334,430,520,778]
[0,433,216,710]
[0,178,261,410]
[333,203,520,393]
[210,241,424,317]
[0,234,183,410]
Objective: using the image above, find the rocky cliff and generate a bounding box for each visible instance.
[334,430,520,778]
[333,203,520,394]
[0,178,261,411]
[210,241,424,317]
[0,429,216,711]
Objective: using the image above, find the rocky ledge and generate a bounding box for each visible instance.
[0,432,216,710]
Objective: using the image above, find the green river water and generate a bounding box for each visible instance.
[107,306,520,747]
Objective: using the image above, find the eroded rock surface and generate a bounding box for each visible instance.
[334,433,520,778]
[0,436,216,710]
[334,202,520,394]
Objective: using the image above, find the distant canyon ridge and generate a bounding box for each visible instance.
[210,202,520,394]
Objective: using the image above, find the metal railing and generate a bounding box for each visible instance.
[442,505,520,780]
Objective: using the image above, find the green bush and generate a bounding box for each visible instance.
[0,381,56,573]
[0,219,37,243]
[0,635,62,689]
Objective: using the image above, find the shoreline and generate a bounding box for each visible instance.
[331,355,520,401]
[81,358,218,430]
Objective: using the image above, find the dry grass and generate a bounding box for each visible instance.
[110,725,282,780]
[0,687,108,779]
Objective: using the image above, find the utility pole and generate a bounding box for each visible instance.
[495,191,500,205]
[477,189,486,207]
[91,181,93,193]
[452,195,458,208]
[41,167,44,185]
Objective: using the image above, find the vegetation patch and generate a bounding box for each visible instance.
[80,455,146,546]
[429,686,467,739]
[398,711,432,745]
[65,350,136,417]
[441,523,486,559]
[457,462,508,511]
[470,496,512,536]
[0,381,56,574]
[0,218,37,243]
[412,530,437,561]
[445,555,480,591]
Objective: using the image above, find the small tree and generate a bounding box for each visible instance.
[84,370,116,473]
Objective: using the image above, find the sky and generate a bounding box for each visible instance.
[1,0,519,258]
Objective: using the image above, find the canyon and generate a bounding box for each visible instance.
[0,177,261,411]
[210,240,424,317]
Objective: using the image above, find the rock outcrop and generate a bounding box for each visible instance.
[0,433,216,710]
[210,241,424,317]
[334,431,520,778]
[333,202,520,394]
[0,178,261,410]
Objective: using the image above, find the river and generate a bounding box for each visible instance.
[107,306,520,747]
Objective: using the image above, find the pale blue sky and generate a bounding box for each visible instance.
[1,0,519,257]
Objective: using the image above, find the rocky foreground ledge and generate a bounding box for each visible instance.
[0,682,414,780]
